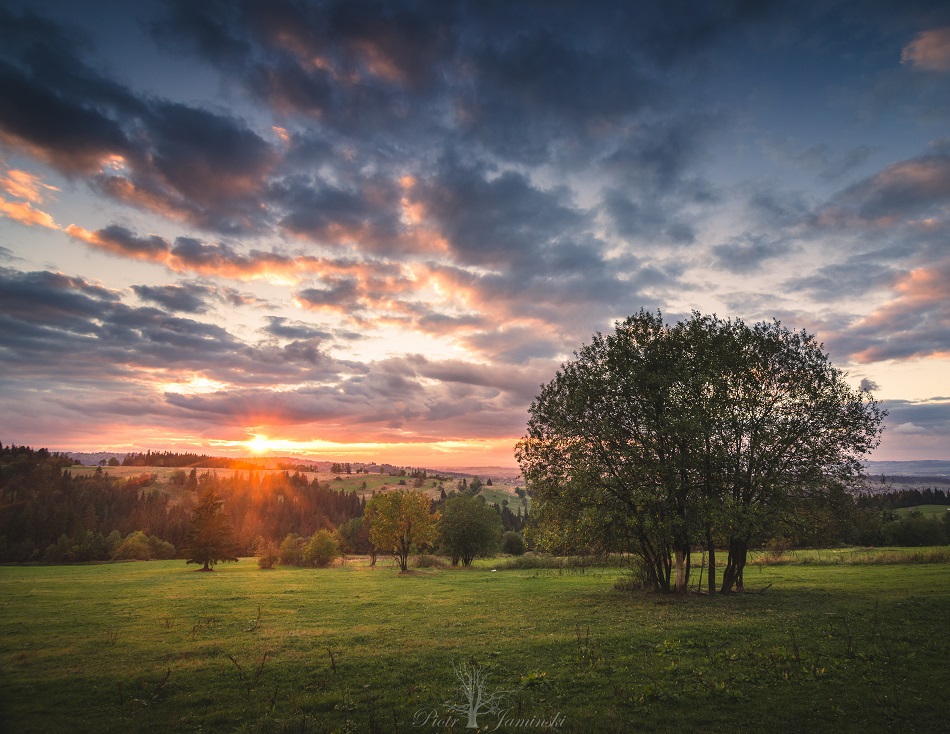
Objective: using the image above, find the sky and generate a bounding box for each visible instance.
[0,0,949,467]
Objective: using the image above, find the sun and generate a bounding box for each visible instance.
[246,434,276,454]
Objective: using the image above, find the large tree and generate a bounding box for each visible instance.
[185,486,239,571]
[365,490,439,572]
[516,310,885,593]
[439,495,503,566]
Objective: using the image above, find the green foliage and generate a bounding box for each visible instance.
[278,534,306,566]
[438,495,502,566]
[304,529,340,568]
[336,516,373,555]
[110,530,176,561]
[255,538,279,569]
[500,530,526,555]
[517,310,886,593]
[413,553,449,568]
[883,511,949,547]
[365,490,440,572]
[185,487,239,571]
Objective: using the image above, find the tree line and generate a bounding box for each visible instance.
[0,443,530,566]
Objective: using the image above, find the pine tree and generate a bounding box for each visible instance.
[185,487,238,571]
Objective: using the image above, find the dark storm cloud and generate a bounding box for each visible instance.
[153,0,457,139]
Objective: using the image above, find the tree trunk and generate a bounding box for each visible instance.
[674,543,690,593]
[706,527,716,596]
[721,537,747,593]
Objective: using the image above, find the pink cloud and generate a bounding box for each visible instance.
[901,28,950,71]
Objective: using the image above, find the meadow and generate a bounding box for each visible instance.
[0,555,948,733]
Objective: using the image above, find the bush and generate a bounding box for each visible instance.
[304,530,340,568]
[111,531,153,561]
[883,513,948,547]
[278,534,306,566]
[439,495,502,566]
[501,531,526,555]
[496,553,561,570]
[255,538,279,569]
[414,553,449,568]
[147,534,176,560]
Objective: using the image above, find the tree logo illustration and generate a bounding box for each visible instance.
[443,661,513,729]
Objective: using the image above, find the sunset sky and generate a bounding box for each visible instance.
[1,0,949,467]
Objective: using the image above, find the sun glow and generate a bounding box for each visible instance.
[246,434,281,454]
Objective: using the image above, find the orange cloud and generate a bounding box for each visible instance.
[0,167,62,229]
[849,262,950,363]
[901,27,950,71]
[0,195,60,230]
[0,169,60,203]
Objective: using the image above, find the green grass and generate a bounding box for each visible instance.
[1,556,948,733]
[892,504,950,519]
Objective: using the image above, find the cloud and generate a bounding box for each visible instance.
[902,27,950,71]
[892,422,928,435]
[823,259,950,363]
[784,261,897,301]
[132,283,213,314]
[711,235,789,274]
[262,316,331,341]
[816,145,950,229]
[0,7,277,234]
[860,378,881,392]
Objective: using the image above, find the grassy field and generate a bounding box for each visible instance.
[892,504,949,519]
[1,555,948,733]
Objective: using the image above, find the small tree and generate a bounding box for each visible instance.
[439,495,502,566]
[185,487,238,571]
[304,529,340,567]
[278,533,306,566]
[365,490,439,572]
[501,530,526,555]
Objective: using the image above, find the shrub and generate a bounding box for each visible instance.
[111,531,153,561]
[279,534,306,566]
[304,530,340,568]
[414,553,449,568]
[501,531,526,555]
[496,553,561,570]
[883,514,947,547]
[147,534,176,560]
[255,538,279,569]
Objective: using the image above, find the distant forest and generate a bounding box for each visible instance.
[0,443,528,563]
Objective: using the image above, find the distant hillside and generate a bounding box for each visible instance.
[864,460,950,478]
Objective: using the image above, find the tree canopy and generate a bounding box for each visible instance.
[365,490,439,572]
[516,310,885,593]
[439,495,503,566]
[185,486,239,571]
